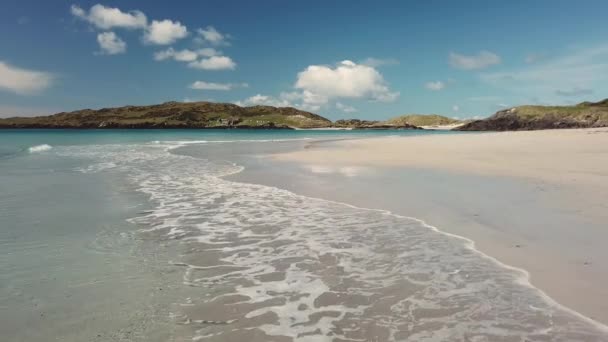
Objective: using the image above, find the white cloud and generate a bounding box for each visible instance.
[144,19,188,45]
[154,48,223,62]
[234,60,398,112]
[235,94,292,107]
[295,60,399,103]
[197,48,220,57]
[452,105,460,112]
[189,81,247,90]
[336,102,357,113]
[154,48,197,62]
[234,92,324,112]
[70,5,86,18]
[425,81,445,91]
[155,47,234,71]
[196,26,229,45]
[0,61,53,95]
[449,51,501,70]
[71,4,147,30]
[190,81,231,90]
[97,32,126,55]
[188,56,236,70]
[481,44,608,103]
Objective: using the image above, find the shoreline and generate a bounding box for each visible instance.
[251,128,608,324]
[224,169,608,332]
[171,138,608,338]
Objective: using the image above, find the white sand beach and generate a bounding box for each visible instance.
[271,128,608,324]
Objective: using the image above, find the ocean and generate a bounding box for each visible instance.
[1,129,606,342]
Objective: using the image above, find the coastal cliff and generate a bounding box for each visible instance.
[457,99,608,131]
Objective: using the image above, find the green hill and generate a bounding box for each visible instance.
[0,101,332,129]
[386,114,461,127]
[457,99,608,131]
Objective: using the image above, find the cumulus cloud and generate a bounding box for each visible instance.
[188,56,236,70]
[336,102,357,113]
[452,105,460,112]
[0,61,54,95]
[189,81,247,90]
[155,47,234,71]
[425,81,445,91]
[71,4,147,30]
[70,5,237,68]
[449,51,501,70]
[196,26,229,45]
[154,48,197,62]
[234,92,324,111]
[97,32,126,55]
[295,60,399,103]
[197,48,220,57]
[234,60,398,112]
[235,94,292,107]
[154,47,223,62]
[144,19,188,45]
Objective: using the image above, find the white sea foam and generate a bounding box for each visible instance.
[56,141,608,341]
[28,144,52,153]
[152,137,313,147]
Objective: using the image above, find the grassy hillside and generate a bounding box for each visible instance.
[457,99,608,131]
[386,114,461,126]
[0,101,332,129]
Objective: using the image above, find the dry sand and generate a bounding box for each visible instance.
[271,127,608,324]
[277,128,608,187]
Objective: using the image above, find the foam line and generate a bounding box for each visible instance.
[205,146,608,333]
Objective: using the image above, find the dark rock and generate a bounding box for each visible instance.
[456,99,608,131]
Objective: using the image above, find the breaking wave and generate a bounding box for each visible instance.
[56,140,608,341]
[28,144,53,153]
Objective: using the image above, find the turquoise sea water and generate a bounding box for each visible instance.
[1,129,607,341]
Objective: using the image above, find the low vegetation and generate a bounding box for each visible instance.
[386,114,461,127]
[0,101,332,129]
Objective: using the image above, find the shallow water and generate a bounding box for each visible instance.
[1,130,607,341]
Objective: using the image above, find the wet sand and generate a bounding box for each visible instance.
[231,128,608,325]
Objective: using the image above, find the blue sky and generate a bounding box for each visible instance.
[2,0,608,120]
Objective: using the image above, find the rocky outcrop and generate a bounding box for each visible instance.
[333,119,422,130]
[457,99,608,131]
